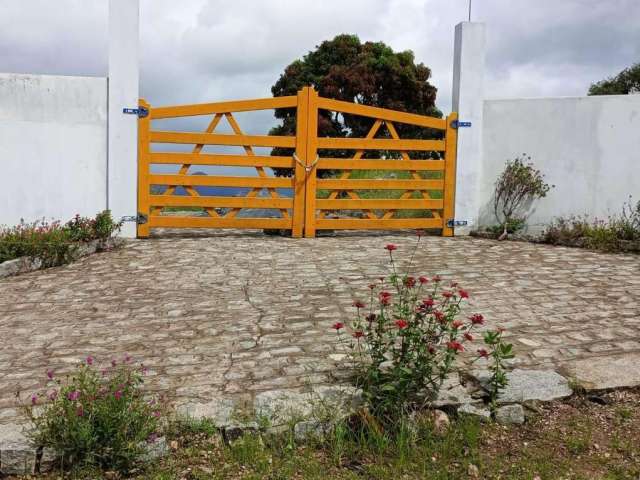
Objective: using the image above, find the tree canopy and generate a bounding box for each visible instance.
[588,62,640,95]
[269,34,441,175]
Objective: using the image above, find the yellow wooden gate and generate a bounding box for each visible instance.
[137,86,457,238]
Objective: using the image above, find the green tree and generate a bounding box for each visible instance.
[269,34,442,176]
[588,62,640,95]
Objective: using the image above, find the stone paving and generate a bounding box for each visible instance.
[1,230,640,428]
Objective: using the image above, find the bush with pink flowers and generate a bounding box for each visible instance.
[25,355,166,474]
[334,233,513,421]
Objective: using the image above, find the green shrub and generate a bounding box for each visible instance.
[493,155,552,238]
[543,198,640,252]
[334,232,513,424]
[0,210,121,266]
[25,356,166,474]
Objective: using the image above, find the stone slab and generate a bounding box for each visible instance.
[567,353,640,391]
[470,369,572,404]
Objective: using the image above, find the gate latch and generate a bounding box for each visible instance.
[447,219,468,227]
[123,107,149,118]
[450,120,471,129]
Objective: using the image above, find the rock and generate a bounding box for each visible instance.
[468,463,480,478]
[470,369,572,404]
[432,409,450,434]
[568,353,640,391]
[140,437,168,462]
[254,390,310,426]
[177,397,238,427]
[458,403,491,421]
[495,404,525,425]
[294,420,325,440]
[0,425,36,475]
[433,375,474,407]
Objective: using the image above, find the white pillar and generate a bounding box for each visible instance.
[451,22,485,235]
[108,0,139,238]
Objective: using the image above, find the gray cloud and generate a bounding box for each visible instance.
[1,0,638,123]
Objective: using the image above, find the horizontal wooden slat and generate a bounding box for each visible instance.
[148,174,294,188]
[150,96,297,119]
[317,137,445,151]
[149,216,292,230]
[317,97,446,130]
[149,195,293,209]
[315,218,444,230]
[150,131,296,148]
[316,158,445,171]
[149,153,295,168]
[316,199,443,210]
[316,179,444,190]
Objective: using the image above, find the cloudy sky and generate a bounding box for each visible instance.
[1,0,639,125]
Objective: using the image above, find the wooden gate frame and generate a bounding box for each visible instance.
[137,86,457,238]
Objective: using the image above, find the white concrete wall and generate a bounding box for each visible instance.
[479,95,640,230]
[0,73,108,227]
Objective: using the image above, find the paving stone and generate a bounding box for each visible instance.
[568,353,640,391]
[457,403,491,421]
[470,369,573,404]
[0,231,638,433]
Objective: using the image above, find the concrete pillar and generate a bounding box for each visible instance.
[451,22,486,235]
[108,0,139,237]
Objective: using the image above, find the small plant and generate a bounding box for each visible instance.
[543,198,640,253]
[493,155,552,240]
[0,210,121,267]
[25,356,166,474]
[481,328,515,411]
[334,232,512,424]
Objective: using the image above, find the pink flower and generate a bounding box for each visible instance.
[124,354,132,363]
[76,405,84,417]
[67,390,80,401]
[114,390,123,400]
[384,244,397,252]
[46,369,54,380]
[111,359,117,367]
[464,332,474,341]
[452,320,463,329]
[31,395,38,406]
[48,390,58,401]
[86,356,94,366]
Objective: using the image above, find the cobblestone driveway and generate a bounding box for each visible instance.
[1,231,639,426]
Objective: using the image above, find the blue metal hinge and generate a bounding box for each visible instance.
[123,106,149,118]
[451,120,471,129]
[447,219,468,228]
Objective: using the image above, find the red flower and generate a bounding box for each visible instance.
[452,320,463,329]
[395,319,408,329]
[419,276,429,284]
[384,244,397,251]
[353,300,366,309]
[464,332,474,341]
[368,283,376,290]
[450,282,459,288]
[379,291,392,306]
[404,276,416,288]
[442,291,453,299]
[428,345,436,354]
[86,356,94,366]
[67,390,80,401]
[353,331,365,339]
[477,348,489,358]
[114,390,123,400]
[433,311,445,323]
[332,322,344,330]
[422,297,435,308]
[446,341,464,352]
[458,289,469,299]
[469,313,484,325]
[433,275,442,283]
